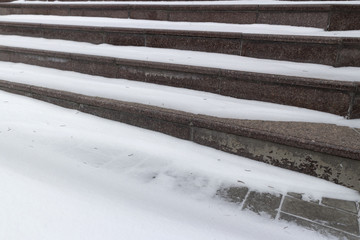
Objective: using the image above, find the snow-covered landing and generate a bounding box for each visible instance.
[10,0,360,5]
[2,15,360,37]
[2,61,360,128]
[0,89,357,239]
[1,35,360,82]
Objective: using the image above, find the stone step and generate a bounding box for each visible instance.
[0,3,359,30]
[0,37,359,118]
[0,79,359,192]
[0,19,358,67]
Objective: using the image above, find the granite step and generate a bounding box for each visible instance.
[0,36,359,118]
[0,19,358,67]
[0,79,359,192]
[0,3,359,30]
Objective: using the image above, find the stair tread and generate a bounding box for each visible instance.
[1,61,357,127]
[2,14,360,38]
[3,2,360,31]
[1,62,359,158]
[1,35,360,83]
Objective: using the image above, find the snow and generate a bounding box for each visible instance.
[0,89,357,239]
[2,15,360,37]
[1,61,360,128]
[1,35,360,83]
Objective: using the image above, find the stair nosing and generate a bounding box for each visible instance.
[1,79,359,161]
[1,44,357,90]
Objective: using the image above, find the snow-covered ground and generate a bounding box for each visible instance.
[0,89,358,240]
[1,61,360,128]
[1,35,360,82]
[1,15,360,37]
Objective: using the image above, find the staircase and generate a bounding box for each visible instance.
[0,0,359,238]
[0,0,359,193]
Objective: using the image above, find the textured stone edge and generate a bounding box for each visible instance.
[0,45,358,118]
[0,3,359,30]
[0,21,358,67]
[0,80,359,191]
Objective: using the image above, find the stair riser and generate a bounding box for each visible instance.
[1,24,359,67]
[1,46,358,118]
[0,80,358,191]
[0,4,359,31]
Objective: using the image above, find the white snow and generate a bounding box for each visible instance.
[0,89,357,239]
[1,61,360,128]
[1,35,360,82]
[2,15,360,37]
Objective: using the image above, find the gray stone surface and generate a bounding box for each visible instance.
[242,191,282,219]
[217,189,360,238]
[287,192,303,199]
[280,213,360,240]
[217,186,249,204]
[322,197,358,214]
[287,192,320,203]
[281,196,359,235]
[192,126,360,192]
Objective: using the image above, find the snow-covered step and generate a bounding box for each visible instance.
[0,35,359,118]
[2,61,358,128]
[0,2,359,30]
[1,89,359,240]
[0,64,359,191]
[0,16,359,67]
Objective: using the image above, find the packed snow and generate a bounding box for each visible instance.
[1,35,360,82]
[1,61,360,128]
[2,15,360,37]
[0,89,358,240]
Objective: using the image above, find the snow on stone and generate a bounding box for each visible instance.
[0,90,356,239]
[0,35,359,83]
[2,15,360,37]
[1,61,360,128]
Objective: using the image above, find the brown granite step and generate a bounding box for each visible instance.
[0,45,359,118]
[0,3,359,30]
[0,21,359,67]
[0,79,359,191]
